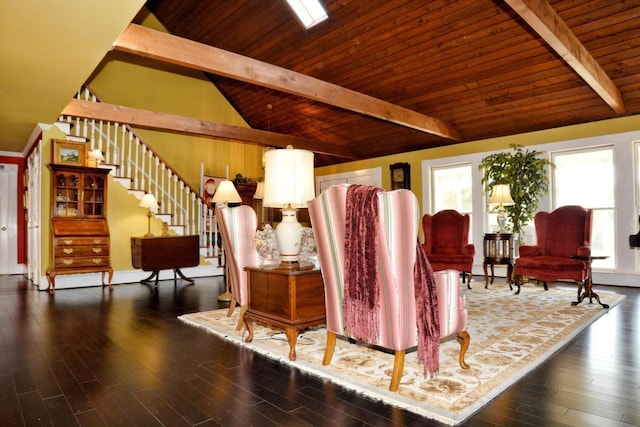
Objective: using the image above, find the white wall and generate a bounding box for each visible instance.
[315,167,382,194]
[421,130,640,288]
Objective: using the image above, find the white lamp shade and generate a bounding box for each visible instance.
[139,193,159,211]
[211,180,242,204]
[253,181,264,199]
[263,146,315,208]
[88,149,104,161]
[488,184,515,206]
[87,149,104,167]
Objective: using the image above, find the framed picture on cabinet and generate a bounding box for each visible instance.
[52,139,87,167]
[390,162,410,190]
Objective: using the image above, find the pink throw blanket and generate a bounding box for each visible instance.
[343,185,440,377]
[343,185,382,343]
[414,242,440,377]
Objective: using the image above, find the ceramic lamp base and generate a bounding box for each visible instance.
[276,208,303,263]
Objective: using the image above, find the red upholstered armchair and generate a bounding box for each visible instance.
[514,205,593,295]
[422,210,475,289]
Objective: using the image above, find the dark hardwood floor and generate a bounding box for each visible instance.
[0,274,638,426]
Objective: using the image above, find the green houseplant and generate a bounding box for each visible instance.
[479,145,554,237]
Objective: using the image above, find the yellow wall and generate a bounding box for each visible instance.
[40,128,165,274]
[40,11,265,275]
[87,11,265,188]
[39,7,640,278]
[315,115,640,213]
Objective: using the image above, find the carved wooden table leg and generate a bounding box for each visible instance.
[285,327,298,361]
[245,317,254,343]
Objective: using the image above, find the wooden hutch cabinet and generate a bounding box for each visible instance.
[46,164,113,294]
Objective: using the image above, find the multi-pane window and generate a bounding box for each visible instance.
[552,147,615,268]
[431,164,472,241]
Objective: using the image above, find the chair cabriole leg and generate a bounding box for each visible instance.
[457,330,471,369]
[323,331,337,365]
[235,305,247,331]
[226,296,237,317]
[389,350,406,392]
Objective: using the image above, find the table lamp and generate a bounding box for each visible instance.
[263,145,315,267]
[138,193,159,237]
[211,180,242,302]
[88,149,104,167]
[488,183,515,233]
[253,181,264,200]
[211,180,242,206]
[253,181,265,227]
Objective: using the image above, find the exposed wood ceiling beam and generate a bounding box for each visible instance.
[505,0,625,114]
[113,24,463,141]
[62,99,357,159]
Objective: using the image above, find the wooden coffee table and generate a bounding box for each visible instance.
[244,264,326,361]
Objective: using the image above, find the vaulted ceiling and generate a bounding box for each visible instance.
[3,1,640,168]
[142,0,640,166]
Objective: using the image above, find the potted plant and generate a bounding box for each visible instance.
[479,144,554,237]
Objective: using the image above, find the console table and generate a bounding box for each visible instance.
[244,264,326,361]
[130,235,200,286]
[483,233,517,289]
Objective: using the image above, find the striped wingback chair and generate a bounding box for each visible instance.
[217,204,261,331]
[308,184,470,392]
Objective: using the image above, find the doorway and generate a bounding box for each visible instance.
[0,164,18,274]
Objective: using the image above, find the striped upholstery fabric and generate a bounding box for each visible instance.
[217,204,261,308]
[308,184,468,350]
[434,269,467,338]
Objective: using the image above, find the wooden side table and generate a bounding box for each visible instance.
[130,235,200,286]
[244,265,326,361]
[570,255,609,309]
[483,233,516,289]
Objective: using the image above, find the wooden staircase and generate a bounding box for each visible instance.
[57,87,222,267]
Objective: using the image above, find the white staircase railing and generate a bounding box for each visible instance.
[59,87,221,259]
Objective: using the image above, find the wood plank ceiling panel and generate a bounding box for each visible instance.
[141,0,640,166]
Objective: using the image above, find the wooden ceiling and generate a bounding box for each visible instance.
[142,0,640,167]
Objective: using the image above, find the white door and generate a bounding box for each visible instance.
[26,148,42,285]
[0,164,18,274]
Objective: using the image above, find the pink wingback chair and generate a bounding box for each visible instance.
[422,210,475,289]
[514,205,593,295]
[217,204,261,330]
[308,184,470,392]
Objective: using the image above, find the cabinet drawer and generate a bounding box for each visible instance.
[52,218,109,235]
[55,245,109,257]
[54,256,110,268]
[55,237,109,246]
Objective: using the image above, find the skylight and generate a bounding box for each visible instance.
[286,0,328,29]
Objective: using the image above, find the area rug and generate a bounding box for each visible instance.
[178,284,625,425]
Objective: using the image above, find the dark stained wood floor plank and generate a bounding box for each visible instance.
[17,390,51,426]
[0,275,638,426]
[42,395,80,427]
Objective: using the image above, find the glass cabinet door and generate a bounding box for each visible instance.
[53,172,80,217]
[52,169,107,218]
[83,173,106,217]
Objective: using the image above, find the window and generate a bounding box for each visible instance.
[286,0,328,29]
[636,141,640,208]
[431,164,472,241]
[552,147,615,268]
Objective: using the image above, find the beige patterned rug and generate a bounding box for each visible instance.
[178,283,625,425]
